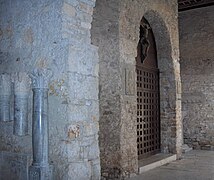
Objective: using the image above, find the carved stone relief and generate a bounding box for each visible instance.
[140,21,151,63]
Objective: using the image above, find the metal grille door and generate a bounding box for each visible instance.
[136,17,160,159]
[136,67,160,159]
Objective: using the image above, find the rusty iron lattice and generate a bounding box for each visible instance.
[178,0,214,11]
[136,66,160,159]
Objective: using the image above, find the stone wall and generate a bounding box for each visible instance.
[0,0,183,179]
[92,0,181,179]
[91,0,123,179]
[61,0,100,179]
[119,0,182,158]
[0,0,100,179]
[179,6,214,150]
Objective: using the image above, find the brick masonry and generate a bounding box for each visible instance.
[179,6,214,150]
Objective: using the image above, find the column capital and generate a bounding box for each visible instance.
[30,68,52,89]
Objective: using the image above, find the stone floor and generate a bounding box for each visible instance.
[129,150,214,180]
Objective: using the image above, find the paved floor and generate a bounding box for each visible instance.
[129,150,214,180]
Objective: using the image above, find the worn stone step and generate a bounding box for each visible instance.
[139,154,177,173]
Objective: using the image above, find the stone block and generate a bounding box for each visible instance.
[67,104,88,122]
[81,22,92,29]
[80,135,95,147]
[68,161,91,180]
[68,72,99,100]
[64,0,79,7]
[78,2,94,15]
[79,0,95,7]
[124,67,135,96]
[68,45,99,77]
[62,3,76,17]
[67,140,81,162]
[88,141,100,160]
[91,159,101,180]
[82,122,99,137]
[29,165,53,180]
[0,151,32,180]
[87,100,99,122]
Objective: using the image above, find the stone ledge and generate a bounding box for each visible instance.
[139,154,177,174]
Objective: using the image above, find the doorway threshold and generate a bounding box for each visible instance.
[138,153,177,173]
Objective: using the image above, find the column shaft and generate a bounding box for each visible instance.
[32,89,49,166]
[29,68,53,180]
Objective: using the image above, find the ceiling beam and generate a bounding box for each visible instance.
[178,0,214,11]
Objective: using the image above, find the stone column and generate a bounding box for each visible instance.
[0,73,11,122]
[29,68,53,180]
[14,72,31,136]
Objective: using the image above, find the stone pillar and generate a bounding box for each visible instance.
[29,68,53,180]
[0,73,11,122]
[13,72,31,136]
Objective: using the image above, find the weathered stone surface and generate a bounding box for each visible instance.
[29,68,53,180]
[0,73,12,122]
[0,0,100,179]
[29,165,53,180]
[92,0,181,179]
[125,68,136,96]
[13,72,31,136]
[179,6,214,150]
[68,161,92,180]
[0,151,32,180]
[0,0,183,179]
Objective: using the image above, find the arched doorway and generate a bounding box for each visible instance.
[91,0,182,176]
[136,17,160,159]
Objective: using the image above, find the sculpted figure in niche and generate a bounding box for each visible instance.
[140,21,151,63]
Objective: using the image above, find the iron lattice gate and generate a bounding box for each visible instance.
[136,66,160,159]
[136,17,160,159]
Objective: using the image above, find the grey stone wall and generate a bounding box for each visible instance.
[0,151,32,180]
[92,0,181,179]
[61,0,100,179]
[0,0,65,168]
[179,6,214,150]
[0,0,100,179]
[91,0,123,179]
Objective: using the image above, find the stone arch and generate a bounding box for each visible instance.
[119,4,182,155]
[91,1,182,179]
[142,10,179,154]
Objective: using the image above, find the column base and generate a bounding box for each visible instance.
[29,164,53,180]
